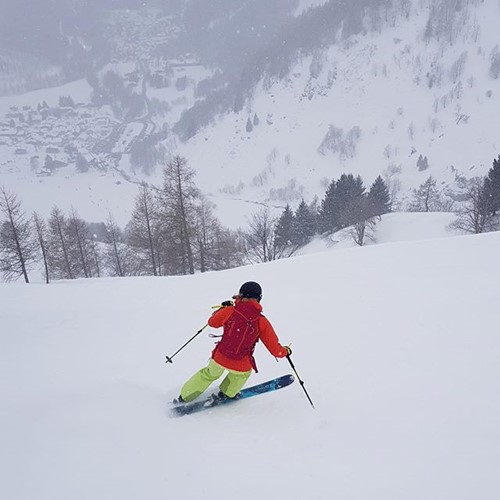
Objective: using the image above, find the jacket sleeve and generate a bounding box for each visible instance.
[258,316,288,358]
[208,306,234,328]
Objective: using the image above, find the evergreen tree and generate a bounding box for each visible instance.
[293,200,317,247]
[333,174,366,229]
[319,174,367,232]
[484,155,500,216]
[246,117,253,133]
[59,95,75,107]
[0,187,37,283]
[274,205,297,258]
[44,154,54,172]
[318,179,337,233]
[417,154,429,171]
[367,176,391,217]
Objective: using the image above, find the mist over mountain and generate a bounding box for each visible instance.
[0,0,176,93]
[0,0,499,240]
[0,0,383,95]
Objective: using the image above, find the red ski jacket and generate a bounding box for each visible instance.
[208,298,288,372]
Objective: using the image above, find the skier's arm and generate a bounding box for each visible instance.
[258,316,289,358]
[208,306,234,328]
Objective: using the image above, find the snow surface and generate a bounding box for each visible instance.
[0,79,92,116]
[294,0,329,16]
[1,215,500,500]
[298,212,457,253]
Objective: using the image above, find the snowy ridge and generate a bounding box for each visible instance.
[1,224,499,499]
[298,211,457,253]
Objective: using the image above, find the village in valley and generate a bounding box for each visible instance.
[0,6,209,184]
[0,99,120,177]
[0,57,207,185]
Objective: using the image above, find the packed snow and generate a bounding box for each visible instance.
[1,215,499,500]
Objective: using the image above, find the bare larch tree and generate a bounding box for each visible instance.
[0,187,37,283]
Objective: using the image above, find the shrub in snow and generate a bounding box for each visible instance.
[449,51,468,84]
[450,177,499,234]
[318,125,361,160]
[408,176,454,212]
[417,155,429,172]
[490,46,500,79]
[268,179,304,203]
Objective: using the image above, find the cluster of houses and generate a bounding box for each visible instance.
[106,9,174,62]
[0,101,119,176]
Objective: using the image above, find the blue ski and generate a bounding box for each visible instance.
[171,374,295,417]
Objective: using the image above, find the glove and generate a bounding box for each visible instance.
[221,300,234,307]
[284,345,292,356]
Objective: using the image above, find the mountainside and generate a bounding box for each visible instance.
[2,226,499,499]
[0,0,499,229]
[0,50,65,96]
[182,0,500,217]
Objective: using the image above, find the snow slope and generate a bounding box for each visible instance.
[298,211,457,253]
[0,79,93,116]
[1,227,499,500]
[184,0,500,218]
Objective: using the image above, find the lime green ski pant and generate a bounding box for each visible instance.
[180,359,252,402]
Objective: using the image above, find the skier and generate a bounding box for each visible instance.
[177,281,291,403]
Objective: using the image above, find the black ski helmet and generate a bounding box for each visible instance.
[239,281,262,302]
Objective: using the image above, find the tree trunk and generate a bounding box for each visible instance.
[6,199,29,283]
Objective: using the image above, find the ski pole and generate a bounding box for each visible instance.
[286,354,315,408]
[165,303,229,364]
[165,323,209,364]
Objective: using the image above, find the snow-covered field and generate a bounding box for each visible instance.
[1,219,499,499]
[0,79,93,116]
[298,211,457,253]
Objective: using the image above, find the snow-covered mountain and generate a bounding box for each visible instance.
[1,0,499,229]
[2,218,499,500]
[182,0,500,223]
